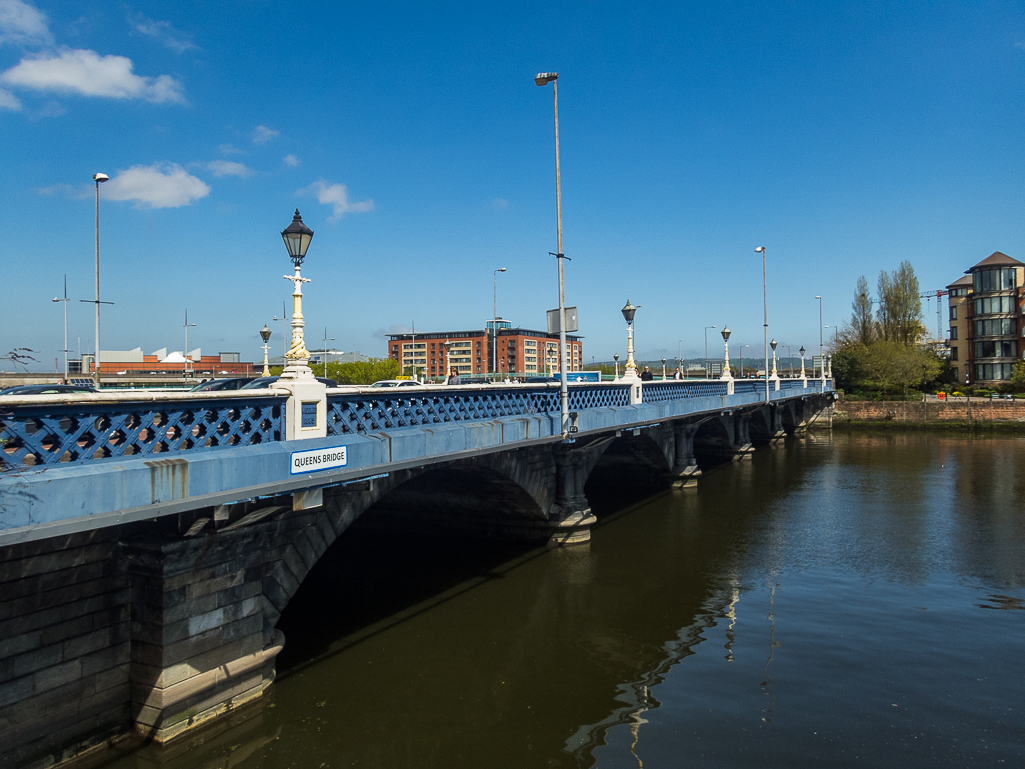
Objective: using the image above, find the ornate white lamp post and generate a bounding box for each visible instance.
[827,354,833,379]
[661,357,667,380]
[769,338,780,390]
[621,300,640,379]
[280,210,314,379]
[720,327,733,381]
[799,345,807,383]
[260,325,272,377]
[613,353,620,381]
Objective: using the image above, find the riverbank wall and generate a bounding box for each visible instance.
[833,396,1025,428]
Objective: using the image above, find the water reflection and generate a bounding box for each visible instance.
[99,433,1025,769]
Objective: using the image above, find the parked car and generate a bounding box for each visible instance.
[369,379,425,387]
[189,377,255,392]
[0,383,97,396]
[239,376,336,389]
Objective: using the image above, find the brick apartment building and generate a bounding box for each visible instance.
[387,323,583,379]
[947,251,1025,385]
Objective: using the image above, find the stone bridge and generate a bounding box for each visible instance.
[0,378,833,767]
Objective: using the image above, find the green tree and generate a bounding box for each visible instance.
[850,276,875,346]
[877,261,923,345]
[862,341,941,398]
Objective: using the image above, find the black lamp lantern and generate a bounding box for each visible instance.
[621,300,638,323]
[799,345,806,356]
[770,339,777,352]
[721,326,731,342]
[260,325,272,343]
[281,209,314,267]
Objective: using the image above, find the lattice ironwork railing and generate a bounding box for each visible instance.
[325,383,633,435]
[1,396,285,469]
[641,381,729,403]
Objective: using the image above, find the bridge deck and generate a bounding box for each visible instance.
[0,379,830,544]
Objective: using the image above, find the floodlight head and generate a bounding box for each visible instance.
[498,267,507,272]
[755,246,765,253]
[535,72,559,86]
[93,173,109,183]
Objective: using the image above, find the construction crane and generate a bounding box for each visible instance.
[920,290,949,341]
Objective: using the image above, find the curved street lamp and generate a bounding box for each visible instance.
[91,172,108,387]
[704,325,716,378]
[755,246,769,402]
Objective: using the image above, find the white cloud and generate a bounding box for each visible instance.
[0,86,20,109]
[0,0,53,47]
[492,197,509,209]
[130,14,198,54]
[207,160,252,178]
[104,163,210,208]
[282,153,300,167]
[218,142,244,155]
[0,48,185,103]
[253,125,278,144]
[298,179,373,221]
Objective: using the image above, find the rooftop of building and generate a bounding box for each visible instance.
[388,328,583,341]
[964,251,1023,273]
[946,275,973,289]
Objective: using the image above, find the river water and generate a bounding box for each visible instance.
[105,432,1024,769]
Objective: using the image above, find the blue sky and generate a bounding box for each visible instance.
[2,0,1024,371]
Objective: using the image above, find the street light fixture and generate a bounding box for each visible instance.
[613,353,620,380]
[492,267,507,380]
[704,325,716,377]
[321,328,335,378]
[755,246,769,402]
[799,345,807,380]
[52,275,69,383]
[739,344,750,379]
[661,357,667,380]
[91,172,108,387]
[272,301,287,359]
[621,299,640,378]
[260,325,272,376]
[182,310,196,378]
[815,295,823,378]
[770,338,779,386]
[280,209,314,377]
[720,327,733,380]
[535,71,570,438]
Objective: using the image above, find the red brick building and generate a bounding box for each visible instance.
[387,326,583,379]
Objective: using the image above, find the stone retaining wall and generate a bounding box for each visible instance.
[834,397,1025,424]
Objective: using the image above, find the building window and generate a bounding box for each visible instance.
[949,327,957,340]
[974,295,1013,315]
[975,362,1016,381]
[973,267,1016,293]
[949,306,957,320]
[974,318,1015,336]
[950,347,958,361]
[974,340,1017,359]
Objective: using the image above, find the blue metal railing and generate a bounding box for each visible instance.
[325,383,631,435]
[1,379,828,469]
[1,394,284,469]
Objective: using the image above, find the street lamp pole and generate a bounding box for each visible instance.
[183,310,196,378]
[322,327,334,378]
[739,344,749,378]
[91,172,108,387]
[492,267,507,380]
[272,301,287,360]
[720,327,732,380]
[755,246,769,402]
[52,275,69,383]
[280,209,315,378]
[621,300,639,378]
[260,325,272,377]
[536,71,570,438]
[704,325,716,377]
[815,295,824,378]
